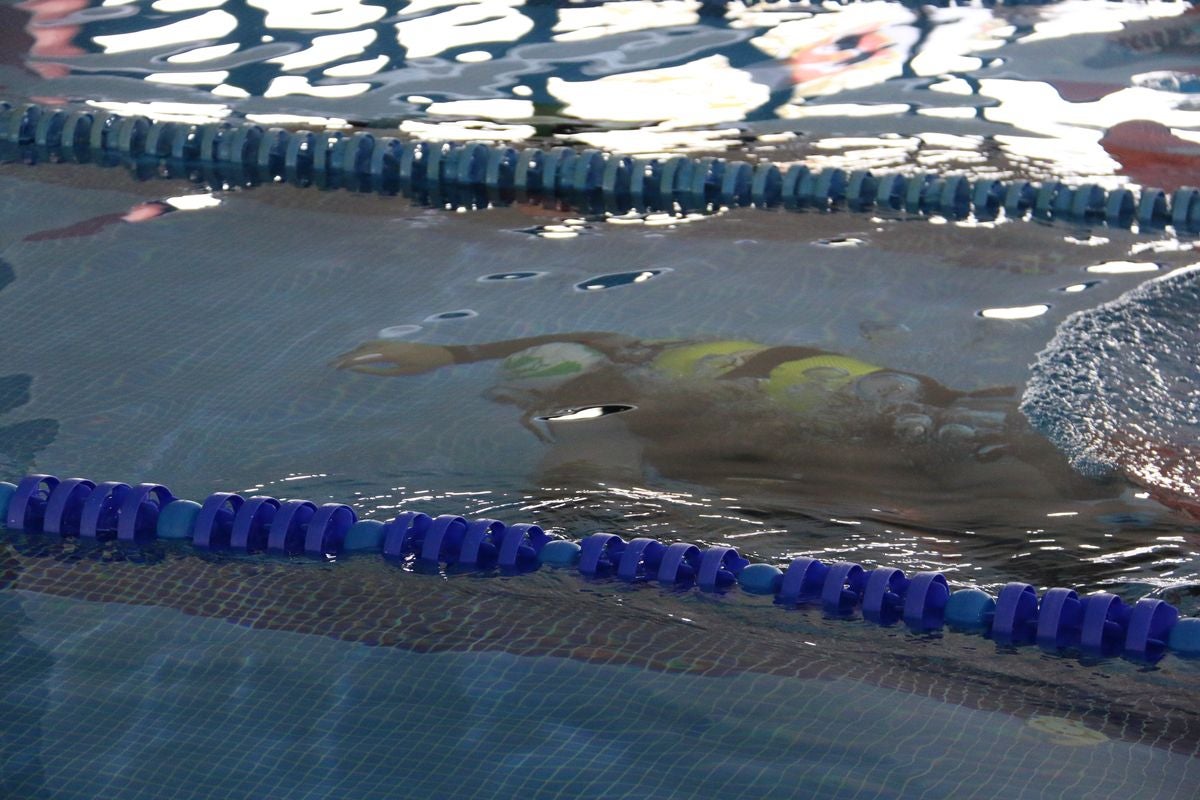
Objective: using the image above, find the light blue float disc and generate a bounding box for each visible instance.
[343,519,386,552]
[539,539,581,566]
[945,588,996,631]
[738,563,783,595]
[1168,618,1200,657]
[0,481,16,523]
[156,499,202,539]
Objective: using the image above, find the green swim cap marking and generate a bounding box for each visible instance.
[505,354,585,379]
[500,343,608,386]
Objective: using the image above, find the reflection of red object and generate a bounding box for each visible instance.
[1046,80,1125,103]
[789,29,897,88]
[24,212,124,242]
[0,6,34,69]
[1100,120,1200,192]
[121,202,173,223]
[24,202,174,242]
[1153,486,1200,521]
[1109,4,1200,56]
[12,0,88,79]
[1107,429,1200,521]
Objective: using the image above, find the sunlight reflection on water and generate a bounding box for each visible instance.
[4,0,1196,180]
[2,0,1199,591]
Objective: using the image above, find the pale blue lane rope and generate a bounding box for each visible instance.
[2,101,1196,231]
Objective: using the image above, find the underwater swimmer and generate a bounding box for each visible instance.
[334,333,1119,524]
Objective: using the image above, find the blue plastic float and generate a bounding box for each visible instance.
[2,473,1196,663]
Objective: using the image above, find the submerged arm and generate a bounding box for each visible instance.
[333,332,642,376]
[443,332,640,364]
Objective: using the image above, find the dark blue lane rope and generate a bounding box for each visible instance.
[2,473,1197,663]
[2,100,1197,230]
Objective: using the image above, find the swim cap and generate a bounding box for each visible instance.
[651,340,769,379]
[764,354,881,411]
[499,343,608,389]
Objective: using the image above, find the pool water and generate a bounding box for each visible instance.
[2,1,1199,798]
[2,553,1196,799]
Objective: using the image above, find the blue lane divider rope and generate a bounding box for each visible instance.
[2,473,1197,662]
[2,100,1197,231]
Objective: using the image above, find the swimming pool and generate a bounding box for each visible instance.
[1,2,1199,798]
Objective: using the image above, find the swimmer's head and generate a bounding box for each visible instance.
[852,370,924,410]
[499,343,608,390]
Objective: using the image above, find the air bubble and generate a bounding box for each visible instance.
[424,309,478,322]
[377,325,421,339]
[574,269,667,292]
[479,271,545,282]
